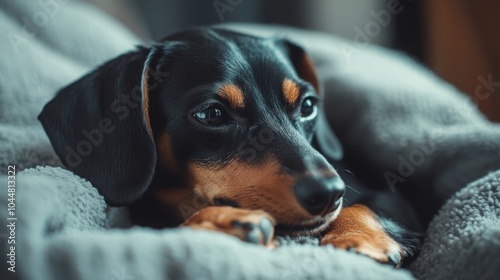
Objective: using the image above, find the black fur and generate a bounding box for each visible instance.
[39,47,156,205]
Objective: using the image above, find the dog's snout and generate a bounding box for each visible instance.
[294,176,345,216]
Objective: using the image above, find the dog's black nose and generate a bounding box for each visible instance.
[294,176,345,216]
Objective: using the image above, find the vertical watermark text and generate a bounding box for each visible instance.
[6,165,17,273]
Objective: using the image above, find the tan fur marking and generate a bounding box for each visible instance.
[283,79,301,106]
[157,131,181,175]
[188,159,316,224]
[143,65,152,132]
[321,204,404,264]
[218,84,245,109]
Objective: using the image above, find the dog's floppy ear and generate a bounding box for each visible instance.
[280,39,343,161]
[39,46,165,206]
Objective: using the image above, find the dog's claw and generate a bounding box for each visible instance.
[231,217,274,245]
[232,220,253,230]
[259,217,274,244]
[387,250,401,267]
[347,247,357,253]
[232,220,259,243]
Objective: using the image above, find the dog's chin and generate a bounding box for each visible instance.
[275,201,343,237]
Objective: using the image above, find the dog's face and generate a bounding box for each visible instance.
[39,28,345,235]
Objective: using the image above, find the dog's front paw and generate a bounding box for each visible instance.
[321,233,402,266]
[320,204,403,266]
[181,206,276,247]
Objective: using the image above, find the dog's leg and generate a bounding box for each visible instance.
[181,206,276,248]
[320,204,405,266]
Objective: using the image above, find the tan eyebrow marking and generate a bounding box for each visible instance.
[218,84,245,109]
[282,78,301,106]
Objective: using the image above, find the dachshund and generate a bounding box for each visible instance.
[39,27,419,266]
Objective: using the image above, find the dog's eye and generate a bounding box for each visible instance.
[193,105,229,126]
[300,97,318,121]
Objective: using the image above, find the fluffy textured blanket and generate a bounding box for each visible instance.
[1,1,499,280]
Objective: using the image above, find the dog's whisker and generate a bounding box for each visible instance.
[345,184,362,195]
[336,168,357,177]
[342,197,351,205]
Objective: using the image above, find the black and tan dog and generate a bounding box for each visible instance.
[39,28,418,266]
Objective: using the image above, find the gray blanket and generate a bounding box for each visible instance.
[1,1,499,280]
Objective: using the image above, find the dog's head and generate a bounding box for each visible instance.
[39,28,344,235]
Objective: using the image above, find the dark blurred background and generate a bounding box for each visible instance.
[88,0,500,122]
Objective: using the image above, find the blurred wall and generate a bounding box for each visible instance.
[425,0,500,122]
[92,0,394,45]
[88,0,498,121]
[91,0,424,59]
